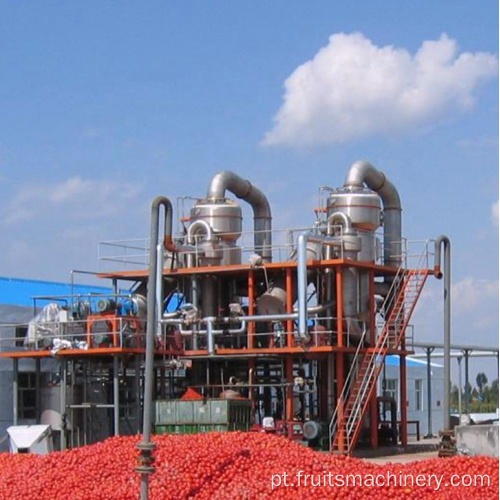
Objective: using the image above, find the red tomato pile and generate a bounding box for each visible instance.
[0,432,497,499]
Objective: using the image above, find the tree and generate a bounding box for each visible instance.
[476,372,488,394]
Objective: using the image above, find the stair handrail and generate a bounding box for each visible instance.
[331,241,431,451]
[344,243,431,441]
[329,262,406,450]
[328,325,367,448]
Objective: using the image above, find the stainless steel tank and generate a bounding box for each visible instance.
[190,198,242,243]
[327,187,381,232]
[189,198,243,266]
[328,187,381,262]
[327,187,382,342]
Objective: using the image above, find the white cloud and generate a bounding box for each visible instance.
[451,277,498,316]
[413,276,498,346]
[2,176,141,225]
[492,199,499,227]
[263,33,498,146]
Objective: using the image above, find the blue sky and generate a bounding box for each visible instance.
[0,2,498,381]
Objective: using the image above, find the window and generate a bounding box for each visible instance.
[18,372,37,420]
[15,326,28,347]
[382,378,398,402]
[415,379,423,411]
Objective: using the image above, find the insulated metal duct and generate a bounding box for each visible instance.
[344,160,402,271]
[207,171,272,262]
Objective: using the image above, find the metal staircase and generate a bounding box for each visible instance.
[329,250,430,454]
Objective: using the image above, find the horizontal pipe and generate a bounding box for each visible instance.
[180,321,247,336]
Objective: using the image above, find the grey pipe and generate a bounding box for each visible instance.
[180,321,247,336]
[187,220,214,243]
[206,317,215,356]
[344,160,402,270]
[186,220,213,348]
[424,347,434,438]
[434,235,451,431]
[297,232,344,342]
[138,196,173,500]
[327,212,352,233]
[207,171,272,262]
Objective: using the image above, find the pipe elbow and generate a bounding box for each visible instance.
[434,235,451,278]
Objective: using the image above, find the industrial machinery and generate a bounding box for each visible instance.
[0,160,442,455]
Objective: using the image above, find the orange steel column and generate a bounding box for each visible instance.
[400,354,408,446]
[248,269,255,349]
[335,267,345,451]
[286,268,294,348]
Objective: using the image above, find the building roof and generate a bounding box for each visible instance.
[385,354,443,368]
[0,276,113,308]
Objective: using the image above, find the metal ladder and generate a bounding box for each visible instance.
[329,251,430,454]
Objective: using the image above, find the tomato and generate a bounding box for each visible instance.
[0,432,497,499]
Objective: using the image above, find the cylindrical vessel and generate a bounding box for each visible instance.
[190,199,242,242]
[328,187,381,342]
[327,187,381,234]
[189,198,243,265]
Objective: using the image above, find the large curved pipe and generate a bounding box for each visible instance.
[207,171,272,262]
[434,235,451,431]
[138,196,173,499]
[344,160,402,270]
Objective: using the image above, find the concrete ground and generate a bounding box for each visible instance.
[357,437,442,464]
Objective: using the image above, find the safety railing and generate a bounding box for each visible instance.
[97,226,394,270]
[329,242,431,453]
[0,317,147,353]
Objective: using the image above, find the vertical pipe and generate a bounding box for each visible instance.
[457,357,463,417]
[286,268,294,348]
[155,244,164,345]
[83,362,88,445]
[61,359,67,450]
[191,278,199,350]
[206,318,215,356]
[297,233,309,339]
[13,359,18,426]
[248,270,255,349]
[336,269,344,346]
[434,235,451,431]
[425,347,434,438]
[369,270,375,345]
[464,350,470,414]
[135,355,142,432]
[138,196,173,500]
[399,354,407,446]
[113,355,120,436]
[285,358,294,437]
[35,358,41,422]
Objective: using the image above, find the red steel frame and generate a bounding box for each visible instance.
[0,256,417,454]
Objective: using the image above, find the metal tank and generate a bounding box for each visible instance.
[189,198,243,266]
[327,187,381,262]
[327,187,382,341]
